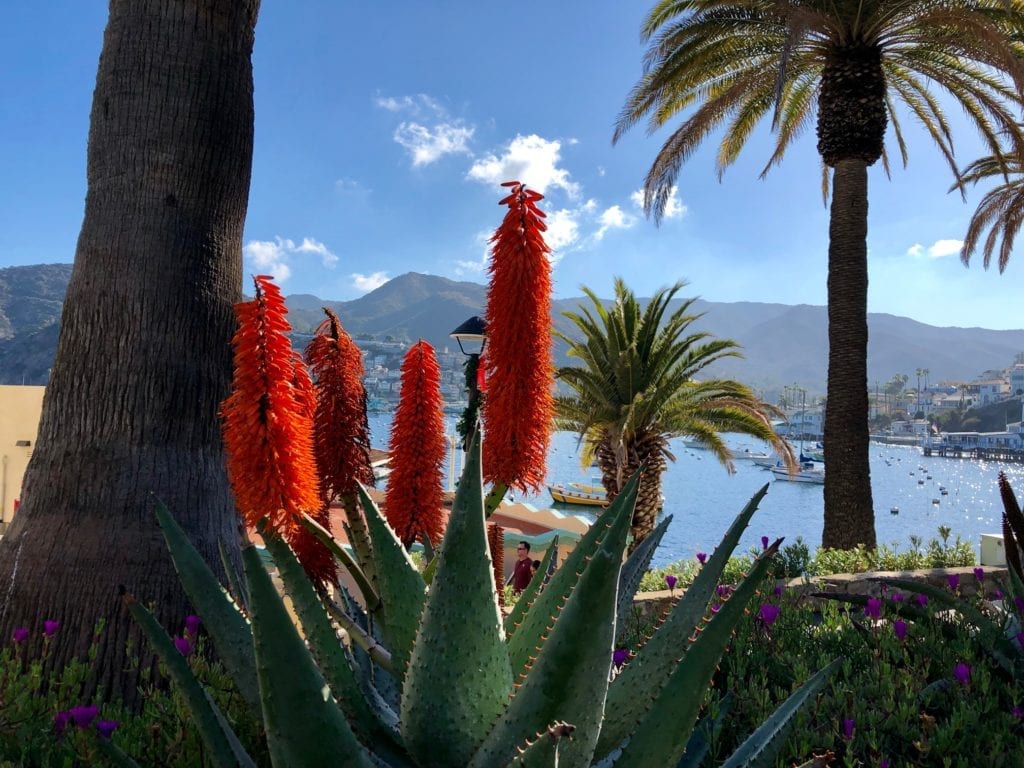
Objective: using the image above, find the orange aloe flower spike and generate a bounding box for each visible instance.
[384,340,446,549]
[482,181,555,493]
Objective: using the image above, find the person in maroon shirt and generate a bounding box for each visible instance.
[510,541,534,592]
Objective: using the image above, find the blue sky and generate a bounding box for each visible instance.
[1,1,1021,330]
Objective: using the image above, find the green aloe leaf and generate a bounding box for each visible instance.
[504,536,559,638]
[616,514,673,640]
[400,434,513,768]
[597,485,769,756]
[612,538,783,767]
[471,472,637,768]
[242,545,373,768]
[508,723,576,767]
[261,533,406,762]
[720,659,839,768]
[298,512,380,611]
[506,477,641,677]
[124,596,255,768]
[358,483,428,682]
[152,498,260,716]
[218,540,250,613]
[677,692,732,768]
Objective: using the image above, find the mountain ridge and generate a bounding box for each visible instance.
[1,263,1021,392]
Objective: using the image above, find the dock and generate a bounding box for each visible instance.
[922,445,1024,463]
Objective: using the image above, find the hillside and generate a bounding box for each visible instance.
[1,263,1022,393]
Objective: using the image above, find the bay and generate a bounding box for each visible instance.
[368,413,1024,568]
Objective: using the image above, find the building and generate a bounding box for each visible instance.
[0,386,45,528]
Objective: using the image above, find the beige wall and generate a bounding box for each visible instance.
[0,385,45,525]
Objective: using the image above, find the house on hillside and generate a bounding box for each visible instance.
[977,379,1010,405]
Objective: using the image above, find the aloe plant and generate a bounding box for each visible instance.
[132,434,834,767]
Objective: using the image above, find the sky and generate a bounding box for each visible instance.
[1,1,1022,330]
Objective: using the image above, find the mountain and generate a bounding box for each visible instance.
[1,264,1022,394]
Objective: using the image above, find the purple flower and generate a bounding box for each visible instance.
[759,604,780,627]
[880,759,890,768]
[696,552,707,565]
[53,710,71,736]
[891,591,904,602]
[665,574,677,591]
[991,589,1004,601]
[864,597,881,620]
[947,574,960,591]
[69,705,99,728]
[11,627,28,644]
[773,585,783,597]
[711,603,721,614]
[173,635,193,656]
[893,619,908,641]
[716,584,732,598]
[973,567,985,582]
[612,648,629,668]
[916,594,928,609]
[1014,596,1024,614]
[1015,631,1024,650]
[841,718,855,740]
[43,620,60,638]
[1012,706,1024,719]
[184,614,202,637]
[96,719,119,739]
[761,536,769,550]
[953,662,971,686]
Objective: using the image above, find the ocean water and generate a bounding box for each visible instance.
[368,414,1024,568]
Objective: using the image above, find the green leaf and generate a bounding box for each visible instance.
[472,472,637,768]
[242,545,373,768]
[613,538,783,767]
[597,485,769,756]
[677,692,732,768]
[152,497,260,716]
[617,514,673,640]
[218,540,250,613]
[720,659,839,768]
[97,739,144,768]
[400,433,513,768]
[506,478,641,677]
[297,512,381,611]
[261,534,406,762]
[358,483,428,682]
[504,536,559,638]
[509,723,577,767]
[124,596,255,768]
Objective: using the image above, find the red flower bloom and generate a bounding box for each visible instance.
[482,182,554,493]
[384,341,446,548]
[222,276,330,584]
[304,308,375,500]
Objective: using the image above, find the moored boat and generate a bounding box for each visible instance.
[548,483,608,507]
[770,462,825,484]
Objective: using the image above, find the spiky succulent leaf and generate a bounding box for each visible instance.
[616,514,673,640]
[97,738,144,768]
[298,512,380,611]
[598,485,769,755]
[358,483,427,682]
[504,536,559,637]
[400,435,513,767]
[153,498,260,716]
[471,472,636,768]
[677,692,733,768]
[720,659,840,768]
[124,596,255,768]
[242,545,373,768]
[509,723,576,767]
[261,534,405,759]
[507,480,640,676]
[218,539,250,613]
[612,539,783,767]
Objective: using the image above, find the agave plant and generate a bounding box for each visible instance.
[112,432,837,768]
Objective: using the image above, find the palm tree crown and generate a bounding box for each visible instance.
[555,278,794,547]
[957,151,1024,273]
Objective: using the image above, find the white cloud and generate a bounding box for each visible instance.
[373,94,444,116]
[467,134,580,197]
[906,239,963,259]
[394,121,474,167]
[543,209,581,257]
[631,186,687,219]
[351,271,390,293]
[595,204,637,241]
[243,236,338,283]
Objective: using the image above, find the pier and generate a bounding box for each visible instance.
[922,445,1024,463]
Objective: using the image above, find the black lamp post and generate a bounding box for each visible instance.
[450,315,487,450]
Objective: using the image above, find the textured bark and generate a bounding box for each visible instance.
[822,160,876,550]
[0,0,259,703]
[596,431,667,552]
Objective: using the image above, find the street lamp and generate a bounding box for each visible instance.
[450,316,487,449]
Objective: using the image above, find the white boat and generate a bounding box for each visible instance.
[770,462,825,484]
[733,449,773,462]
[548,483,608,507]
[682,438,708,450]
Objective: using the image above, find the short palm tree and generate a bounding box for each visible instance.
[957,150,1024,272]
[555,279,795,549]
[615,0,1024,550]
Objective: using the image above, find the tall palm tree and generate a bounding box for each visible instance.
[957,150,1024,272]
[615,0,1024,549]
[555,279,794,549]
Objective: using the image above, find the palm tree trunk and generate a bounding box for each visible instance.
[822,159,876,550]
[0,0,259,704]
[596,435,665,552]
